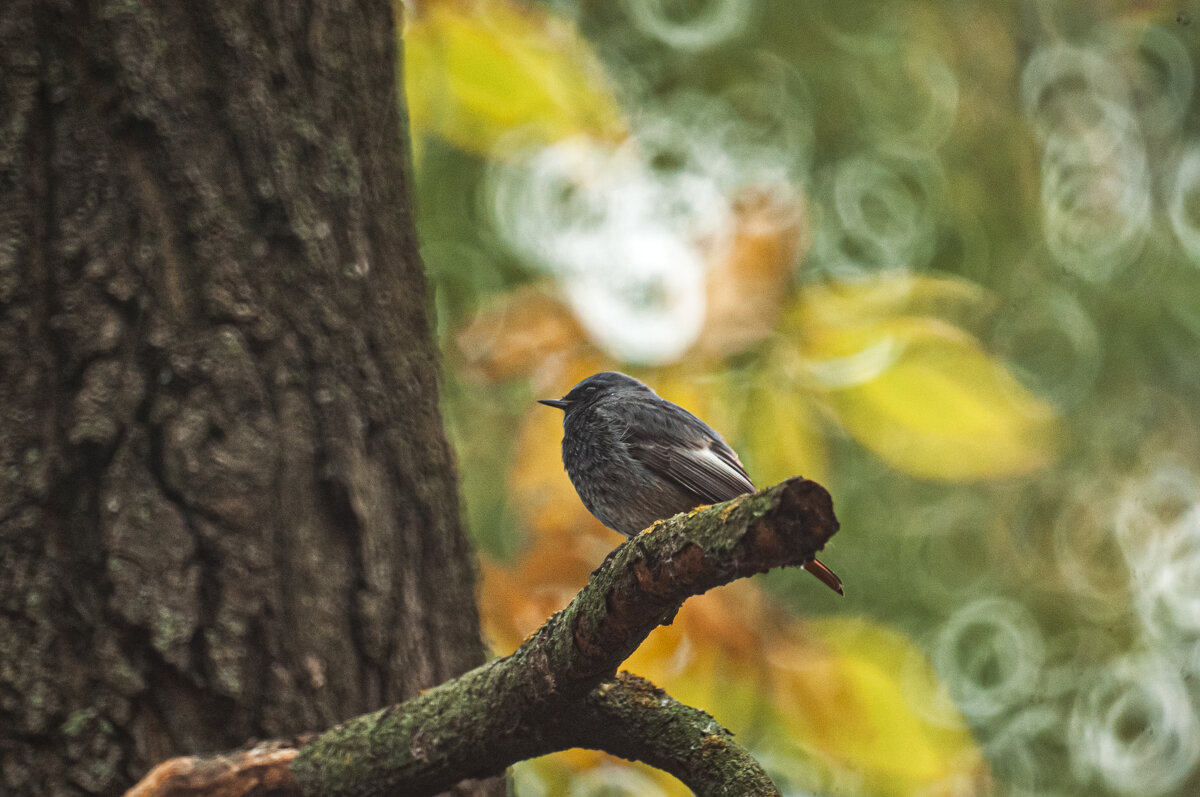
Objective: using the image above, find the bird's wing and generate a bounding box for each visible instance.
[619,398,754,503]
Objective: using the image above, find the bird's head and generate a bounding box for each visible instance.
[538,371,651,413]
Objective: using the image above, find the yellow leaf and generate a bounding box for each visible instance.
[403,0,626,157]
[792,272,989,330]
[815,318,1057,479]
[771,616,987,795]
[792,273,1059,481]
[739,379,831,487]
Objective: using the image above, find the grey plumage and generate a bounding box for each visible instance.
[539,371,842,594]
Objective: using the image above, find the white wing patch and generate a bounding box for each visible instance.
[694,446,751,486]
[669,443,754,500]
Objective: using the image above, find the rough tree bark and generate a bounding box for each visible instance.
[0,3,498,795]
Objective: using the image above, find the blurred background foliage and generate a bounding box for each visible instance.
[401,0,1200,794]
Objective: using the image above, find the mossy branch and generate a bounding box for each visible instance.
[128,477,840,796]
[558,671,782,796]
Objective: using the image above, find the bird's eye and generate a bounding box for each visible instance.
[585,385,597,391]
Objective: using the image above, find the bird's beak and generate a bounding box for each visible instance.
[538,398,570,410]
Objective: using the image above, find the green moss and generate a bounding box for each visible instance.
[152,604,194,654]
[60,708,96,737]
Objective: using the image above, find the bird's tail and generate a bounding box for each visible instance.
[805,557,843,596]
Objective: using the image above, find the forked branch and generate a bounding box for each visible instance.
[129,477,840,797]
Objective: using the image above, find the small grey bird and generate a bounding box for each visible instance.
[539,371,843,595]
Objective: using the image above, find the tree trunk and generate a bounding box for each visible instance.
[0,2,495,794]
